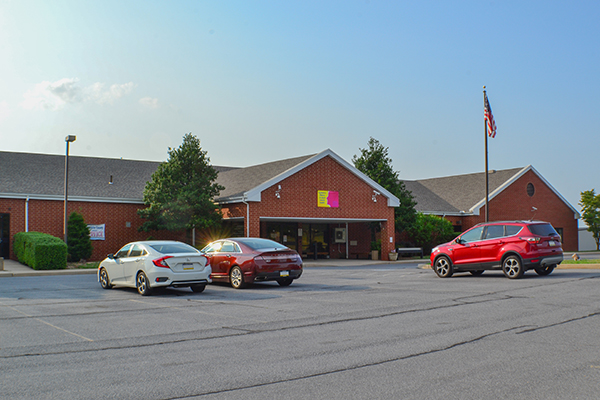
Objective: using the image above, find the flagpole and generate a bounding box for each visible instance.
[483,86,489,223]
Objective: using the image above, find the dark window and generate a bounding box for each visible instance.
[528,223,559,237]
[505,225,523,236]
[236,238,288,251]
[527,183,535,197]
[150,243,199,254]
[484,225,504,239]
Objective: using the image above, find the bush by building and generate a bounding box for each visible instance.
[13,232,67,270]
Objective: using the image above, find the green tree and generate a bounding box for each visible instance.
[580,189,600,250]
[408,213,456,254]
[138,133,224,234]
[67,212,93,262]
[352,137,417,233]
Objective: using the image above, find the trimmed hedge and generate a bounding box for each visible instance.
[13,232,67,270]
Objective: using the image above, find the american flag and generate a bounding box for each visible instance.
[484,92,497,138]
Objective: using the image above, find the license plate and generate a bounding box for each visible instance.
[183,263,194,270]
[548,241,556,247]
[280,271,289,277]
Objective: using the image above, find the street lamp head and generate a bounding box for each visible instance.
[65,135,77,143]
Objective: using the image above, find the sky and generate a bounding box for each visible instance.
[1,0,598,218]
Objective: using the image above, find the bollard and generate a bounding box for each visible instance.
[0,257,3,271]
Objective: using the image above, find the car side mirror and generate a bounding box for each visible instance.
[455,238,465,245]
[107,253,115,260]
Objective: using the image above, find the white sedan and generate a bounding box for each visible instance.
[98,241,211,295]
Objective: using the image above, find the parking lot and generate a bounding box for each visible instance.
[2,264,600,399]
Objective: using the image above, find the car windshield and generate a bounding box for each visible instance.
[235,238,288,251]
[149,242,199,254]
[528,224,559,236]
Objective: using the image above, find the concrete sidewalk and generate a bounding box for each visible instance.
[0,259,97,277]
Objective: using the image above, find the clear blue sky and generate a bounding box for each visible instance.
[1,0,598,215]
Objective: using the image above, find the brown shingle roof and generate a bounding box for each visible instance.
[407,167,524,214]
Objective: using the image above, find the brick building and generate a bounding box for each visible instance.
[0,151,578,261]
[404,166,580,251]
[0,150,399,261]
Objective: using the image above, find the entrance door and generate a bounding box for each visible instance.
[0,214,9,258]
[302,224,329,259]
[265,222,298,250]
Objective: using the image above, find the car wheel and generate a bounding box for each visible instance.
[99,268,112,289]
[433,256,453,278]
[277,278,294,287]
[535,265,555,276]
[229,266,246,289]
[470,270,484,276]
[502,255,524,279]
[190,284,206,293]
[136,271,153,296]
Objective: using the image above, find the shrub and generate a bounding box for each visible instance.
[13,232,67,270]
[67,212,93,262]
[407,213,456,255]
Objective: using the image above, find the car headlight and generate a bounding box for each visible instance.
[431,247,439,253]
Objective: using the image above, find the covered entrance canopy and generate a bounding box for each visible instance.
[261,217,388,260]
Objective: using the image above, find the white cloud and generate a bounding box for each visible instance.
[139,97,159,109]
[88,82,136,105]
[0,101,10,121]
[20,78,136,110]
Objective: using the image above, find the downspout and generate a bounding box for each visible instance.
[241,195,249,237]
[25,196,29,232]
[345,222,349,259]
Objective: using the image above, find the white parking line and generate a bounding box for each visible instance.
[7,305,94,342]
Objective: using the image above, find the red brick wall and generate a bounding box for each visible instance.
[223,156,397,259]
[457,170,578,251]
[0,198,184,261]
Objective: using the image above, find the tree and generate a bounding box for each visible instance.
[407,213,456,255]
[352,137,417,234]
[580,189,600,250]
[67,212,93,262]
[138,133,224,234]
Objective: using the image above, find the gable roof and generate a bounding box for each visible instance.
[407,165,579,218]
[216,149,401,207]
[0,150,401,208]
[0,151,161,203]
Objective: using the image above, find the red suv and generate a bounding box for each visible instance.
[430,221,563,279]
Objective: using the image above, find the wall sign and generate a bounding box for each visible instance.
[318,190,339,208]
[88,224,106,240]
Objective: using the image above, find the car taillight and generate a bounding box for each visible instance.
[254,255,267,263]
[521,237,541,244]
[152,256,173,268]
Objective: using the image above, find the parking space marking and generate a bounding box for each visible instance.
[6,305,94,342]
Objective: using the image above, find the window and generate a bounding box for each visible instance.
[129,244,145,257]
[149,242,199,254]
[505,225,523,236]
[484,225,504,239]
[527,183,535,197]
[221,241,237,253]
[115,244,132,258]
[529,223,559,237]
[460,226,484,243]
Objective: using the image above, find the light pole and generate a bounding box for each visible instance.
[64,135,76,244]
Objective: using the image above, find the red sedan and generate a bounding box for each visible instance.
[201,238,303,289]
